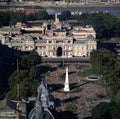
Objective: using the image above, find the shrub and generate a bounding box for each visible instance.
[65,103,78,112]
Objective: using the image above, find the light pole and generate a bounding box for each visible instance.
[62,42,65,68]
[62,57,64,68]
[17,58,20,100]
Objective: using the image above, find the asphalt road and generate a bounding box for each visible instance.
[42,57,90,63]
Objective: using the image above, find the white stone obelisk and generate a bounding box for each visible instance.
[64,67,70,92]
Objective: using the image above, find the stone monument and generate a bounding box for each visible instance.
[64,67,70,92]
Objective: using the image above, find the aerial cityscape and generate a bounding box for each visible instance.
[0,1,120,119]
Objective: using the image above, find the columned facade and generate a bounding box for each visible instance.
[0,16,97,58]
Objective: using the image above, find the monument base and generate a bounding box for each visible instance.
[64,84,70,92]
[64,88,70,92]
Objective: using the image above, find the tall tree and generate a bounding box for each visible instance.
[35,10,50,20]
[90,48,116,75]
[59,10,71,21]
[9,12,27,25]
[19,50,40,70]
[7,50,41,99]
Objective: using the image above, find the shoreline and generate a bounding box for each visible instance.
[43,4,120,8]
[44,5,120,9]
[0,2,120,8]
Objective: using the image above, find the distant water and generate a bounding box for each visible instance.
[47,7,120,16]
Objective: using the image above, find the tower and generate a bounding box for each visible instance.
[55,13,58,22]
[64,67,70,92]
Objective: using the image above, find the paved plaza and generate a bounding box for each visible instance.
[0,63,107,119]
[46,63,107,119]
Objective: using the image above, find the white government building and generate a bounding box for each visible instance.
[0,16,97,58]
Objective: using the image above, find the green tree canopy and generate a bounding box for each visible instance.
[92,102,120,119]
[7,50,41,100]
[59,10,71,21]
[19,50,40,70]
[0,12,10,27]
[76,12,120,39]
[27,13,37,21]
[8,70,29,89]
[90,48,120,100]
[35,10,50,20]
[9,12,27,25]
[0,11,119,39]
[90,48,116,75]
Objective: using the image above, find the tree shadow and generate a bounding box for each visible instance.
[63,110,78,119]
[55,98,62,107]
[0,43,22,93]
[83,116,93,119]
[55,111,63,119]
[49,66,57,72]
[56,110,79,119]
[37,65,51,73]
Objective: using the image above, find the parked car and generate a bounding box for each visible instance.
[86,76,99,81]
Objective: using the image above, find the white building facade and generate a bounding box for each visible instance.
[0,18,97,58]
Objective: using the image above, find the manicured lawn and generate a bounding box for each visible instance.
[77,69,94,77]
[76,64,90,69]
[65,102,78,112]
[40,72,50,77]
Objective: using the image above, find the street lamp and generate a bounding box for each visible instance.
[16,58,20,100]
[62,42,65,68]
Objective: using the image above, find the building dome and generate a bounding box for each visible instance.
[87,35,95,40]
[24,35,33,41]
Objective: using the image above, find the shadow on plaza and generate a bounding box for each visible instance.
[62,110,93,119]
[62,110,78,119]
[70,81,90,90]
[62,96,79,103]
[48,83,64,91]
[61,71,76,76]
[68,71,76,75]
[50,66,57,72]
[83,117,93,119]
[54,97,80,108]
[56,110,78,119]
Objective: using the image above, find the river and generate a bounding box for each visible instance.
[46,7,120,16]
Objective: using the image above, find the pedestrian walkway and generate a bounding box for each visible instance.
[45,63,106,119]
